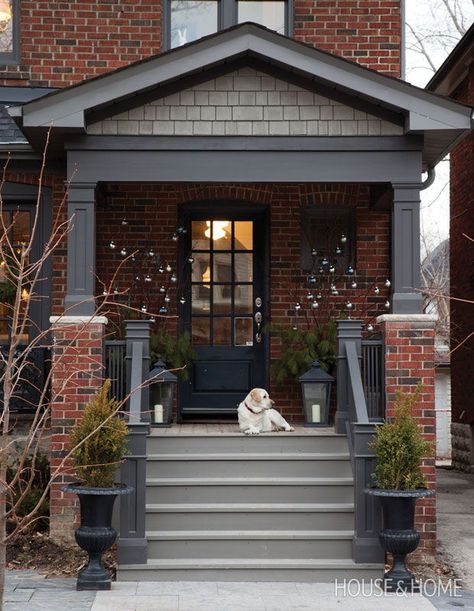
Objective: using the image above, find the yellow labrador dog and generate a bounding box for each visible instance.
[237,388,294,435]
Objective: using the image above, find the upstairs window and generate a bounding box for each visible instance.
[0,0,19,64]
[237,1,285,34]
[170,1,219,49]
[167,0,290,49]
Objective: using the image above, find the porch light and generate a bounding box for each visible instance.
[0,1,11,32]
[299,360,334,427]
[205,220,229,240]
[149,358,177,427]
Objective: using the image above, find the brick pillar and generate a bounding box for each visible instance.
[377,313,437,561]
[49,315,107,544]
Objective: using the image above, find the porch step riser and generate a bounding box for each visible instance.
[146,511,354,531]
[118,567,382,582]
[146,435,348,454]
[147,538,353,559]
[146,484,354,504]
[146,459,352,478]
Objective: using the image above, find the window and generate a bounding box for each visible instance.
[300,206,356,273]
[0,0,19,65]
[166,0,291,49]
[0,207,32,345]
[238,1,285,34]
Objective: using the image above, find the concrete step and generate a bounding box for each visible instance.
[118,558,383,582]
[146,530,354,559]
[146,453,352,478]
[145,503,354,531]
[147,431,348,455]
[145,477,354,504]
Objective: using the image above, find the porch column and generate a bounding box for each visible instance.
[377,313,437,560]
[65,182,97,316]
[49,315,107,544]
[391,183,423,314]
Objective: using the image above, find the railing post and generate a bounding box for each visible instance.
[118,319,151,565]
[335,320,363,434]
[125,319,152,423]
[352,422,384,563]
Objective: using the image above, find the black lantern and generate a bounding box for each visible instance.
[149,359,177,427]
[299,360,334,427]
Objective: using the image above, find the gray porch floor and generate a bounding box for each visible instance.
[149,424,336,436]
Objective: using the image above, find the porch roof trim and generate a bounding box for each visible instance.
[11,23,473,168]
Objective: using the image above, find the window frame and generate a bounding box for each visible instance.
[300,205,356,274]
[163,0,293,51]
[0,0,20,66]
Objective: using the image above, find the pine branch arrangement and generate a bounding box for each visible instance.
[270,321,337,385]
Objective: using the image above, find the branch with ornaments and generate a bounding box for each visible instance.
[290,233,391,334]
[101,219,191,322]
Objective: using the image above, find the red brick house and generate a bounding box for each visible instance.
[428,24,474,474]
[0,1,472,581]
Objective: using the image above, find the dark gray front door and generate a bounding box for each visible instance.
[179,204,268,418]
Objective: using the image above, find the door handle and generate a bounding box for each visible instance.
[255,311,263,343]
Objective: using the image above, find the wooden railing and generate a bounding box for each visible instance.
[0,346,50,413]
[117,320,151,566]
[361,338,385,421]
[104,340,126,401]
[336,320,384,565]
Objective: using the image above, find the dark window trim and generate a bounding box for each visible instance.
[0,0,20,66]
[162,0,293,51]
[300,205,356,273]
[0,182,52,339]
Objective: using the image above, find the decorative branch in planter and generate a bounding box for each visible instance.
[150,328,195,380]
[64,380,132,591]
[366,385,434,593]
[269,321,337,386]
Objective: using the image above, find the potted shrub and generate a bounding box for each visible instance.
[63,380,132,591]
[366,385,434,592]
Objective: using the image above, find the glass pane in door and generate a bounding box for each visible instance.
[191,220,255,347]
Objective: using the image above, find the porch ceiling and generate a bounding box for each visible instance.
[10,23,473,169]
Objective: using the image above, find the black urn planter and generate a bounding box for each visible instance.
[63,483,132,591]
[365,488,434,593]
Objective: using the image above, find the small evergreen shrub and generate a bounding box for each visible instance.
[370,385,432,490]
[69,379,129,488]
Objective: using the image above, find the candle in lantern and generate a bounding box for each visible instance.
[154,404,164,424]
[311,404,321,423]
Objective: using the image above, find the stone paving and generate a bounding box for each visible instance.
[5,570,474,610]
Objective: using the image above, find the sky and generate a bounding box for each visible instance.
[405,0,474,254]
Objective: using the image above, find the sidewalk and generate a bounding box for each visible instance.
[437,467,474,590]
[6,570,474,611]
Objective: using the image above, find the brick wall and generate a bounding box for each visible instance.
[377,315,437,560]
[449,63,474,426]
[94,182,391,421]
[49,318,106,544]
[1,1,401,88]
[294,0,401,76]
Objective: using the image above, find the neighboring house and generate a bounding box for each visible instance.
[427,25,474,474]
[0,2,472,581]
[422,240,452,465]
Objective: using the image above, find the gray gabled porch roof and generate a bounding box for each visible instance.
[11,22,473,169]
